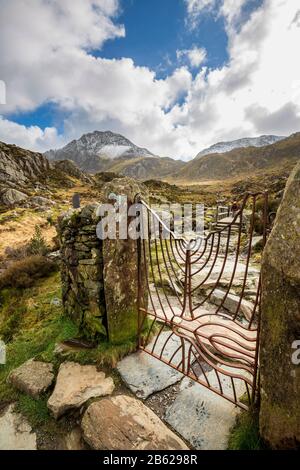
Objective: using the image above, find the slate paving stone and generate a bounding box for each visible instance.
[117,332,184,399]
[164,375,245,450]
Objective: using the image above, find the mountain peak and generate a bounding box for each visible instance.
[45,130,155,173]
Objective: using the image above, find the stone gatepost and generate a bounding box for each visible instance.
[101,178,148,344]
[58,177,147,345]
[260,161,300,449]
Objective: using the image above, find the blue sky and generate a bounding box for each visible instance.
[9,0,229,131]
[0,0,300,159]
[100,0,229,77]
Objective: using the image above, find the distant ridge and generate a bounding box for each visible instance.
[173,132,300,182]
[196,135,286,159]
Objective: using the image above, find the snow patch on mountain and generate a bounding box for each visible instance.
[45,131,155,163]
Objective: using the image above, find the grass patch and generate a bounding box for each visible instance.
[16,395,50,428]
[228,409,265,450]
[0,273,78,401]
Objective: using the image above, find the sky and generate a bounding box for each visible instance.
[0,0,300,160]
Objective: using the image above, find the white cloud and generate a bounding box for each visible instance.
[0,116,66,152]
[184,0,216,28]
[177,47,207,68]
[0,0,300,160]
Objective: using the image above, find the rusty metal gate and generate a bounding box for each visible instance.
[136,192,269,410]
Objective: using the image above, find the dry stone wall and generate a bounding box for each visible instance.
[58,177,147,344]
[59,204,107,339]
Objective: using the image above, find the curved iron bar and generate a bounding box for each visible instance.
[136,192,268,409]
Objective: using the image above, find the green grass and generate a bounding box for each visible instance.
[0,269,158,434]
[0,273,78,402]
[16,395,50,427]
[228,410,265,450]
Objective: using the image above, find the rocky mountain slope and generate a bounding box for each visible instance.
[196,135,285,159]
[45,131,154,169]
[45,130,185,179]
[0,141,91,207]
[0,141,51,187]
[103,155,185,180]
[173,133,300,182]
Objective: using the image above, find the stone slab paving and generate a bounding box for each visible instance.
[0,404,37,450]
[165,376,244,450]
[117,332,184,399]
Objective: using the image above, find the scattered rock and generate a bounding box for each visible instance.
[29,196,55,207]
[50,297,62,306]
[117,332,184,399]
[47,250,61,261]
[8,359,54,398]
[0,404,37,450]
[1,188,28,206]
[81,395,189,450]
[47,362,114,419]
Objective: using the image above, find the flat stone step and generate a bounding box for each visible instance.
[117,332,184,399]
[165,375,245,450]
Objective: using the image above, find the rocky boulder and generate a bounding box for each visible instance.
[47,362,114,419]
[81,395,188,450]
[8,359,54,398]
[260,161,300,449]
[28,196,55,207]
[1,188,28,206]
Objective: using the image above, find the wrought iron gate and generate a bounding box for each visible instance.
[136,192,269,410]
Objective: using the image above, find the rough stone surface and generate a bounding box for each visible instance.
[210,288,254,321]
[58,177,148,342]
[165,376,243,450]
[1,188,28,206]
[260,161,300,449]
[58,204,107,339]
[63,427,86,450]
[81,395,189,450]
[117,332,183,399]
[47,361,114,419]
[102,177,148,344]
[8,359,54,398]
[0,405,37,450]
[29,196,55,207]
[190,259,259,290]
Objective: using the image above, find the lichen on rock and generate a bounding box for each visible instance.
[260,161,300,449]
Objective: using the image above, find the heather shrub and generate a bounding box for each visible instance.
[0,255,58,289]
